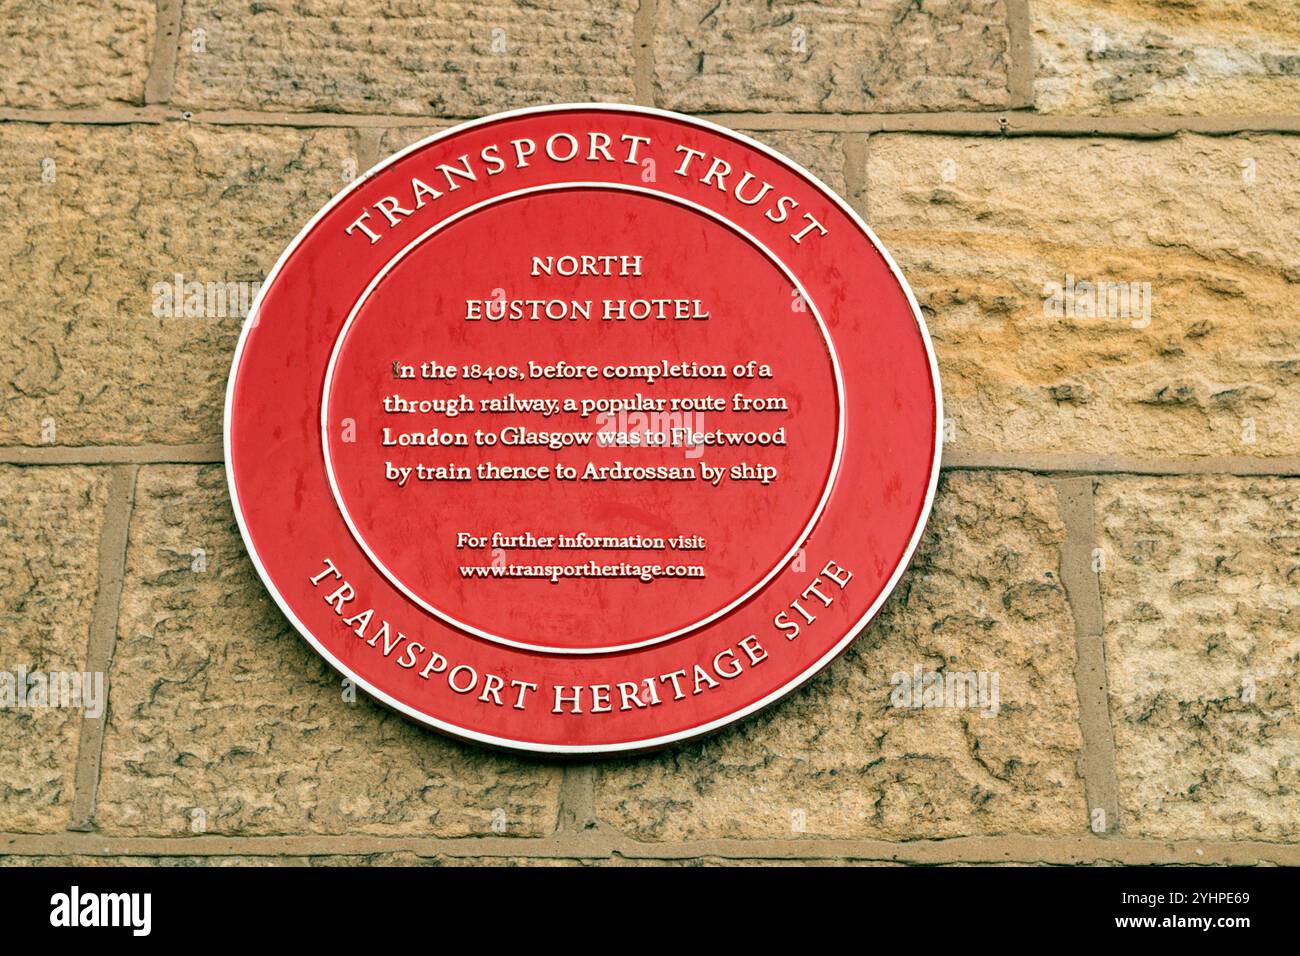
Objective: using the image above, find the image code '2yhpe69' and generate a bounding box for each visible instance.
[224,104,942,754]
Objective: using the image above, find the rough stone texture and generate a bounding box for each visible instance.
[0,123,356,446]
[594,472,1085,841]
[868,132,1300,458]
[0,466,109,832]
[373,126,449,163]
[0,0,155,109]
[655,0,1013,113]
[1033,0,1300,116]
[94,464,563,836]
[0,853,890,866]
[173,0,636,115]
[0,855,416,867]
[0,853,526,867]
[738,129,849,197]
[1097,476,1300,839]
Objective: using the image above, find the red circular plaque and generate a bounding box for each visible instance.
[225,105,941,754]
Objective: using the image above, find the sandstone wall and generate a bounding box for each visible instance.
[1,0,1298,866]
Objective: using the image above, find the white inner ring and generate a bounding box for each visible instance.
[320,182,847,655]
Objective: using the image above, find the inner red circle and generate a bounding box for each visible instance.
[323,187,839,652]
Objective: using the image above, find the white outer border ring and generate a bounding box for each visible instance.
[223,103,944,755]
[319,182,847,655]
